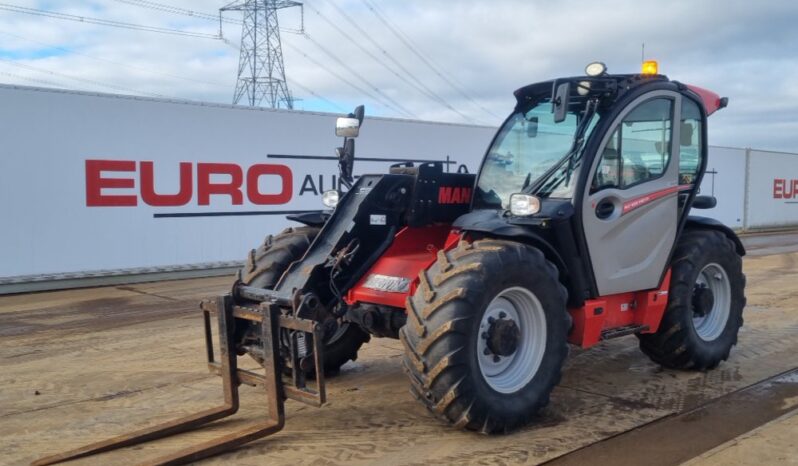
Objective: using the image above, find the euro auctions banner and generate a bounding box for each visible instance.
[746,149,798,229]
[0,85,495,278]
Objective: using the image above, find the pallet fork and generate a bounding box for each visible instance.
[34,294,326,466]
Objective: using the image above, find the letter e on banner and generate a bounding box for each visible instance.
[774,179,785,199]
[85,159,137,206]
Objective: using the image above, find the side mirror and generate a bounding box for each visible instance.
[526,116,539,138]
[692,195,717,209]
[336,117,360,138]
[552,82,570,123]
[353,105,365,125]
[335,105,364,189]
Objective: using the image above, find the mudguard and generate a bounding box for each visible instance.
[452,209,568,276]
[684,215,746,256]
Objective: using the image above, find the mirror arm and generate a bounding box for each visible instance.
[334,105,365,191]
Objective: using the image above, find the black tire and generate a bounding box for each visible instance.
[237,226,370,374]
[638,229,745,370]
[400,239,569,434]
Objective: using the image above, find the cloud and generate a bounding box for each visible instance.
[0,0,796,151]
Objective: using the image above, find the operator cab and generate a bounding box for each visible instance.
[459,61,729,301]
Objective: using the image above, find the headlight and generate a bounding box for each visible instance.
[322,189,340,208]
[509,193,541,216]
[577,80,591,96]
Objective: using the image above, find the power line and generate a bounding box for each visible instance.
[0,30,227,89]
[0,69,75,90]
[0,57,344,117]
[110,0,461,119]
[0,1,410,115]
[286,75,346,112]
[112,0,239,24]
[110,0,304,34]
[361,0,469,91]
[276,41,391,115]
[361,0,502,120]
[364,0,470,90]
[0,57,173,98]
[94,1,343,111]
[0,3,220,39]
[119,0,413,116]
[301,32,416,118]
[320,0,446,102]
[320,0,477,123]
[303,0,471,122]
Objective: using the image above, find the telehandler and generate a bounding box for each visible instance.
[36,61,744,465]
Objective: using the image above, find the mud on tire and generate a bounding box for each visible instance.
[638,229,745,370]
[237,226,370,374]
[400,239,569,434]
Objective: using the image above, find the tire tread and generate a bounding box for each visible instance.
[401,238,569,433]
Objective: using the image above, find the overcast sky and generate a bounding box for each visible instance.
[1,0,797,151]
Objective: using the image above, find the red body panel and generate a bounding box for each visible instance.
[686,85,724,116]
[346,225,460,309]
[567,270,672,348]
[348,226,672,348]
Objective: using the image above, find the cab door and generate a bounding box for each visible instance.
[581,91,684,295]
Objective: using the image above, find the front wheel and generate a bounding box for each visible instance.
[638,229,746,370]
[237,226,370,375]
[400,239,569,434]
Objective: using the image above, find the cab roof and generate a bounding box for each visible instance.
[513,74,727,116]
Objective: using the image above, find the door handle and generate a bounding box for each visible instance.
[595,199,615,219]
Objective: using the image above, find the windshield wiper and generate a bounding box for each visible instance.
[524,97,599,195]
[564,98,600,185]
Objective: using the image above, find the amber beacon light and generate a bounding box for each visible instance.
[641,60,659,75]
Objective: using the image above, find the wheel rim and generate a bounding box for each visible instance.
[692,263,731,341]
[477,287,547,394]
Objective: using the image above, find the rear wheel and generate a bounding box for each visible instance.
[238,226,370,374]
[401,239,569,433]
[638,230,745,370]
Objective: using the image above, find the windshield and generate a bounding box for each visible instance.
[475,99,599,209]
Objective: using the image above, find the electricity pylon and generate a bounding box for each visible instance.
[221,0,301,108]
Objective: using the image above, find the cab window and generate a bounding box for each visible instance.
[679,98,703,185]
[592,98,673,193]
